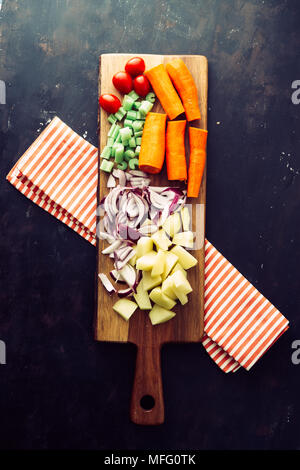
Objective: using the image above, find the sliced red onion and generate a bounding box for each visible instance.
[107,174,116,188]
[118,224,143,241]
[98,231,115,244]
[115,245,134,261]
[117,287,134,298]
[119,264,136,287]
[102,240,122,255]
[110,269,126,284]
[98,273,116,294]
[129,170,148,178]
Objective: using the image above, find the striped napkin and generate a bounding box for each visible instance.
[6,117,289,372]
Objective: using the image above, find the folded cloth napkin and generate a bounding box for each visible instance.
[7,117,289,372]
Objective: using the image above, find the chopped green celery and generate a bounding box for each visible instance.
[100,159,114,173]
[124,119,133,128]
[136,137,142,145]
[108,114,117,124]
[107,137,115,147]
[135,146,141,156]
[120,127,132,144]
[115,133,122,143]
[129,137,136,148]
[133,101,141,110]
[126,110,138,120]
[108,122,116,137]
[114,106,126,120]
[100,145,111,160]
[145,92,156,103]
[136,111,146,120]
[128,90,139,101]
[124,149,135,161]
[132,120,144,132]
[129,158,139,170]
[134,130,143,137]
[139,100,153,117]
[117,161,128,170]
[123,95,134,111]
[114,143,124,163]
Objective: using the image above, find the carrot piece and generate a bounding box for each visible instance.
[166,120,187,181]
[145,64,184,120]
[139,112,167,174]
[187,127,208,198]
[166,58,201,122]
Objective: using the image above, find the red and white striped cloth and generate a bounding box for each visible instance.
[6,117,289,372]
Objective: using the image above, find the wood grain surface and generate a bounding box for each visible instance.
[96,54,207,425]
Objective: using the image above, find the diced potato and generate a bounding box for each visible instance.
[162,252,178,280]
[181,206,191,231]
[149,304,176,325]
[162,212,181,238]
[170,245,198,270]
[151,250,166,277]
[113,298,138,321]
[149,287,176,310]
[136,237,153,259]
[170,270,192,295]
[161,277,177,300]
[172,231,194,249]
[142,271,162,291]
[136,251,157,271]
[152,229,172,251]
[133,281,152,310]
[170,262,187,278]
[129,247,137,266]
[170,286,188,305]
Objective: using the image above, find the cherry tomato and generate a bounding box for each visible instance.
[125,57,146,77]
[133,75,151,97]
[112,71,133,94]
[99,94,121,114]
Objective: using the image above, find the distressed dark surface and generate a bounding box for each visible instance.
[0,0,300,450]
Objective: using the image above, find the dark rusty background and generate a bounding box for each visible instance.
[0,0,300,450]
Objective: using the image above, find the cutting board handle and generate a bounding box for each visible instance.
[130,344,164,425]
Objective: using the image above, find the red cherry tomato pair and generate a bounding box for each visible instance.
[112,57,151,97]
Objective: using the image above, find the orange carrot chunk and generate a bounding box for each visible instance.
[166,58,201,122]
[139,112,167,174]
[187,127,208,198]
[166,120,187,181]
[145,64,184,120]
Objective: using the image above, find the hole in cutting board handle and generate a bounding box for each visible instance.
[140,395,155,411]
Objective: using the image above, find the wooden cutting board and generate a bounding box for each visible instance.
[96,54,207,425]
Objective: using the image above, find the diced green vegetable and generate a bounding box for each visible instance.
[139,100,153,117]
[123,95,134,111]
[145,92,156,103]
[100,145,111,160]
[132,120,144,132]
[108,114,117,124]
[124,119,133,128]
[136,111,146,120]
[120,127,132,145]
[108,122,116,137]
[133,101,141,110]
[134,130,143,137]
[114,106,126,121]
[107,137,115,147]
[129,158,139,170]
[126,110,138,120]
[124,149,135,161]
[117,161,128,170]
[114,143,124,163]
[136,137,142,146]
[129,137,136,148]
[115,133,122,143]
[128,90,139,101]
[135,146,141,156]
[100,159,114,173]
